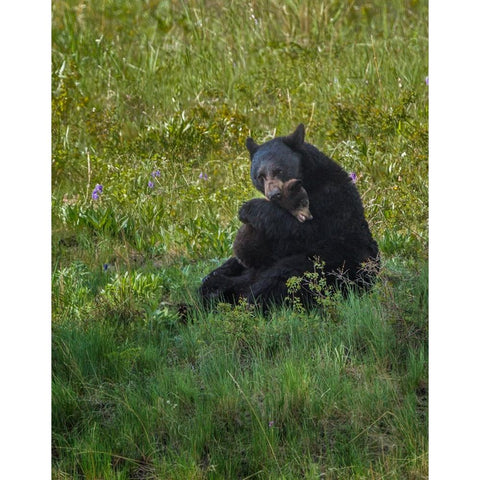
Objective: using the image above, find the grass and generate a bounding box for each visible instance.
[52,0,428,478]
[52,262,427,479]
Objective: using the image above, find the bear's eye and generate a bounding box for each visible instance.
[273,169,283,176]
[258,174,265,182]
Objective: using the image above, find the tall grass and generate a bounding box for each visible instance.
[52,261,427,478]
[52,0,428,478]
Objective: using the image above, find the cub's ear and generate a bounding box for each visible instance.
[287,179,303,192]
[283,123,305,149]
[246,137,259,156]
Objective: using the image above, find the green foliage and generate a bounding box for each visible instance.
[52,261,428,479]
[52,0,428,478]
[286,258,343,315]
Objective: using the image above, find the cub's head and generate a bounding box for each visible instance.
[274,179,313,223]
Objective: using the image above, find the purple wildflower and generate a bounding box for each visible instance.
[349,172,358,184]
[103,263,109,272]
[199,172,208,180]
[151,170,161,178]
[92,184,103,200]
[148,180,154,189]
[268,421,275,428]
[425,76,429,86]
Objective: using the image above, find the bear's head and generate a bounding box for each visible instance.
[246,124,305,200]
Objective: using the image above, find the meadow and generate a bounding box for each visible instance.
[52,0,428,478]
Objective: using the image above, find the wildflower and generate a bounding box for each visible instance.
[103,263,109,272]
[199,172,208,180]
[148,180,154,189]
[349,172,357,184]
[425,76,429,86]
[151,170,161,177]
[268,421,275,428]
[92,184,103,200]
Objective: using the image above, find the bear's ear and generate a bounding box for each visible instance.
[287,179,303,192]
[246,137,259,156]
[283,123,305,149]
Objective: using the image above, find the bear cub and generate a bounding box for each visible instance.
[233,179,312,269]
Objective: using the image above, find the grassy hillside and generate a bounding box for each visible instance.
[52,0,428,478]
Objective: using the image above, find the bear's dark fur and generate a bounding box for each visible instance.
[199,124,379,306]
[233,178,312,269]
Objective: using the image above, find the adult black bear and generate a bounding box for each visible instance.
[199,124,379,306]
[233,178,313,269]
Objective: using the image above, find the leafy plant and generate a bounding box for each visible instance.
[286,258,343,316]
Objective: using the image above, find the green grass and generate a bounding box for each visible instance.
[52,262,427,479]
[52,0,428,478]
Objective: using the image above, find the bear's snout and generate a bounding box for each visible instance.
[267,189,282,201]
[264,179,284,200]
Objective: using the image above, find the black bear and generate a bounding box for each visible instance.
[199,124,379,306]
[233,178,313,269]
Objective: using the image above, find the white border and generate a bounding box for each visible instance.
[1,2,51,478]
[429,1,480,478]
